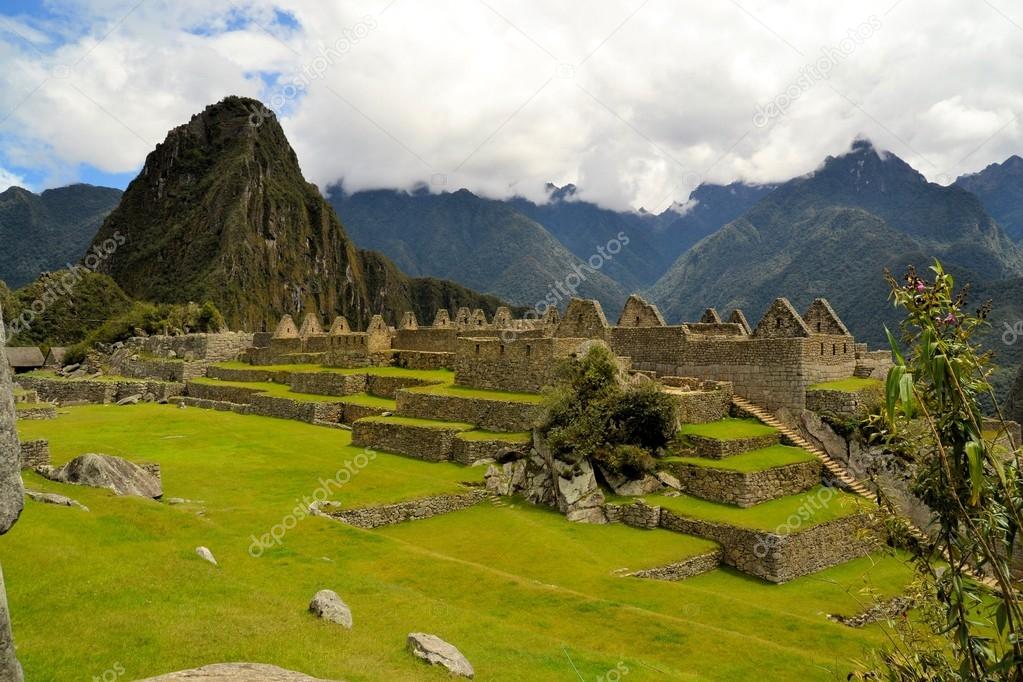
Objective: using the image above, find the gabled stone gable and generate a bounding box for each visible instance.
[803,298,850,336]
[753,298,811,338]
[617,295,666,327]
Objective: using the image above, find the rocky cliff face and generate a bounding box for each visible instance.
[0,305,25,681]
[90,96,504,331]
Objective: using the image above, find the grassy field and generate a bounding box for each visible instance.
[356,415,475,430]
[664,445,816,473]
[3,405,912,681]
[405,382,543,403]
[456,430,532,443]
[679,418,779,440]
[211,361,455,384]
[640,486,867,532]
[807,377,883,392]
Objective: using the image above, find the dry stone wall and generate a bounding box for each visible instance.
[351,420,467,461]
[394,351,454,370]
[454,337,581,393]
[327,489,489,528]
[686,433,779,458]
[661,460,821,507]
[806,385,882,419]
[18,440,50,469]
[17,376,184,404]
[289,372,367,397]
[627,549,723,580]
[395,391,540,432]
[452,437,529,465]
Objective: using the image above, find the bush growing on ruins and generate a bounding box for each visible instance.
[539,344,677,477]
[854,262,1023,681]
[65,300,228,364]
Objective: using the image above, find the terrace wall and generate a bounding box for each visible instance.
[395,391,540,432]
[660,460,821,507]
[17,376,184,404]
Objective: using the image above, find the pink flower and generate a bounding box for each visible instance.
[915,281,926,292]
[943,312,957,325]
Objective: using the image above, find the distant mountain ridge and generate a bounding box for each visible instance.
[88,96,506,330]
[648,140,1023,347]
[955,155,1023,242]
[326,186,631,312]
[0,184,122,288]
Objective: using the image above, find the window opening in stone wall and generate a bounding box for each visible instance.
[832,344,836,355]
[475,344,480,354]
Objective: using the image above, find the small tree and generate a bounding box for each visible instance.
[857,262,1023,681]
[539,343,677,476]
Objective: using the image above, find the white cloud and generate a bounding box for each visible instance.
[0,167,28,192]
[1,0,1022,210]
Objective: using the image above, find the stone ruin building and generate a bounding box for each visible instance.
[243,294,891,413]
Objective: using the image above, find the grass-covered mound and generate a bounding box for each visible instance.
[664,445,816,473]
[5,405,913,680]
[678,418,778,441]
[636,486,866,533]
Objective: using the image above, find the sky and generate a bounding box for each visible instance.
[0,0,1021,211]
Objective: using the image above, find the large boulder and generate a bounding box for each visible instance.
[308,590,353,629]
[407,632,474,678]
[0,305,24,681]
[138,663,338,680]
[39,453,163,498]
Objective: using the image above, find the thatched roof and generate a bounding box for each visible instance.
[4,346,45,369]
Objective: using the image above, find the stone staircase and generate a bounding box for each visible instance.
[731,396,872,497]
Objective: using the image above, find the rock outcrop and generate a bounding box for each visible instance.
[25,490,88,511]
[89,95,506,331]
[139,663,339,681]
[308,590,353,629]
[0,304,24,681]
[38,453,163,498]
[407,632,474,678]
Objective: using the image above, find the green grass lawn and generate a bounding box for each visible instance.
[808,377,883,392]
[456,430,532,443]
[679,418,778,441]
[634,486,866,533]
[4,405,913,681]
[664,445,816,473]
[212,361,454,384]
[404,382,543,403]
[189,377,354,403]
[337,393,397,410]
[356,415,475,431]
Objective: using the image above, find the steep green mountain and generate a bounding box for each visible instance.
[955,155,1023,242]
[89,96,505,331]
[649,140,1023,347]
[326,186,629,312]
[504,182,773,291]
[0,184,122,288]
